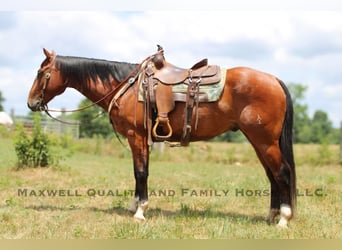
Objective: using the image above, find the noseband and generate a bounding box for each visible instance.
[36,71,51,111]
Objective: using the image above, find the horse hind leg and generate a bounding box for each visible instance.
[264,168,293,228]
[274,160,295,228]
[243,123,294,227]
[257,143,294,228]
[251,146,281,224]
[265,168,281,224]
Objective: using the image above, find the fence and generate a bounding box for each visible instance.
[15,116,80,139]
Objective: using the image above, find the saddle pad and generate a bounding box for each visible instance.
[138,67,226,102]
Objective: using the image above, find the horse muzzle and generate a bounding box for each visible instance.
[27,98,43,112]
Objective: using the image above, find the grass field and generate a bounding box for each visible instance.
[0,135,341,239]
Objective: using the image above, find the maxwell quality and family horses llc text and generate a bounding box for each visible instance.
[17,188,326,198]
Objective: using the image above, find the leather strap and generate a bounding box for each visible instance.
[145,62,155,146]
[181,74,201,146]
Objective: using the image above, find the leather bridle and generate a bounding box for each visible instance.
[36,71,51,111]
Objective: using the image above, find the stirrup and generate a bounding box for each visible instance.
[152,117,173,140]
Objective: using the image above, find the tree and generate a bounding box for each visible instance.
[311,110,333,143]
[75,99,113,138]
[287,83,312,143]
[0,91,5,111]
[287,83,340,144]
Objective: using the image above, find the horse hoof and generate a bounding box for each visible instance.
[133,201,148,222]
[133,215,146,222]
[276,204,291,228]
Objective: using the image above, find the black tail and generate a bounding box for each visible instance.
[277,79,297,213]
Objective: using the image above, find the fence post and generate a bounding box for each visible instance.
[61,108,66,134]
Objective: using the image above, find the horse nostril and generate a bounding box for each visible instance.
[27,100,39,111]
[27,102,35,111]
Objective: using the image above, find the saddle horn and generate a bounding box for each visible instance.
[157,44,164,51]
[153,44,165,69]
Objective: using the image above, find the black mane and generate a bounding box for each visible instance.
[55,55,139,88]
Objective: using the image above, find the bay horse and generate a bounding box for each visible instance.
[27,48,296,227]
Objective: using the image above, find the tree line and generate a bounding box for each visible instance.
[288,84,340,144]
[0,83,340,144]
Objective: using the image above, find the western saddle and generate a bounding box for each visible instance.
[141,46,221,146]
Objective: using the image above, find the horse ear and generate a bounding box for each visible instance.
[43,48,56,61]
[43,48,51,57]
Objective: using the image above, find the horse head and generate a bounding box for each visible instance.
[27,48,66,111]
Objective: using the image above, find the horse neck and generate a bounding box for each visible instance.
[53,55,138,111]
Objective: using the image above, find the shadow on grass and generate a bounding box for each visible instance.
[148,207,266,224]
[24,204,134,218]
[25,204,83,212]
[25,203,266,224]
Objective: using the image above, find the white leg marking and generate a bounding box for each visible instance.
[277,204,292,228]
[133,201,148,221]
[128,197,139,213]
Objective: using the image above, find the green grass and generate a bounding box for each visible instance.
[0,136,341,239]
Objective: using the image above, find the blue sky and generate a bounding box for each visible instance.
[0,1,341,126]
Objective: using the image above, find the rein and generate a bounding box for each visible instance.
[44,107,80,125]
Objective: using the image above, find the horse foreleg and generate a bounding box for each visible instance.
[127,130,149,221]
[133,169,149,221]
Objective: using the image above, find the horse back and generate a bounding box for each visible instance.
[226,67,286,100]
